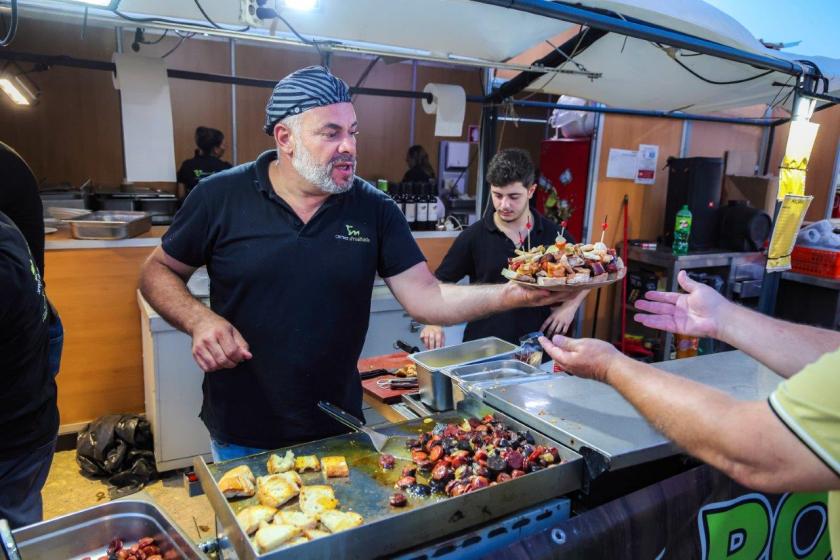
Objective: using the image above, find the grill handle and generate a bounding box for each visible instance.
[317,401,363,432]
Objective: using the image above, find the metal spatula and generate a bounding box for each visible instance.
[317,401,392,453]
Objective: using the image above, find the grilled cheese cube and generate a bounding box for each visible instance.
[286,536,309,547]
[320,456,350,478]
[256,474,299,508]
[254,523,302,553]
[295,455,321,473]
[236,505,277,536]
[299,485,339,515]
[267,450,295,474]
[274,510,319,530]
[260,471,302,490]
[218,465,256,499]
[320,510,364,533]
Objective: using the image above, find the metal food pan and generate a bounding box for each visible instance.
[443,360,555,402]
[11,493,205,560]
[195,399,582,560]
[409,337,518,411]
[66,210,152,240]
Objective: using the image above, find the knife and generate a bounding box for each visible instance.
[394,340,420,354]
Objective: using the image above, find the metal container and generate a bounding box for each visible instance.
[443,359,554,403]
[409,337,518,411]
[9,493,205,560]
[195,399,582,560]
[66,210,152,240]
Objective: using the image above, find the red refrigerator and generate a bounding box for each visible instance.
[536,138,591,244]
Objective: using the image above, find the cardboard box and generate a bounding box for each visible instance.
[722,175,778,216]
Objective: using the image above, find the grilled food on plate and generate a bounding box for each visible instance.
[236,505,277,536]
[502,236,624,286]
[274,510,319,530]
[218,464,256,499]
[254,522,302,553]
[320,510,364,533]
[271,470,302,489]
[256,474,300,508]
[320,456,350,478]
[267,450,295,474]
[294,454,321,473]
[299,485,339,515]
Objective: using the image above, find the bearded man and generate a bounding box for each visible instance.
[139,66,571,460]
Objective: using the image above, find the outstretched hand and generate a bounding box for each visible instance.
[539,335,620,383]
[633,270,729,339]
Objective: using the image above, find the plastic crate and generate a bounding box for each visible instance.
[791,246,840,279]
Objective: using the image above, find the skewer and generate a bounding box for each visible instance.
[526,214,532,252]
[599,215,608,245]
[560,220,567,238]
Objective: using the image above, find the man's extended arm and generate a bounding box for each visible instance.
[540,335,840,493]
[635,271,840,378]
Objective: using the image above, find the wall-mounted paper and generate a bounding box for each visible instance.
[635,144,659,185]
[113,53,176,182]
[421,83,466,137]
[606,148,637,179]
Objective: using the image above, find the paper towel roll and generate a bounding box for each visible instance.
[798,228,822,245]
[113,53,176,182]
[422,83,466,137]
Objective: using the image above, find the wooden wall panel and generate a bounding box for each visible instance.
[581,115,683,341]
[45,247,154,425]
[688,121,762,166]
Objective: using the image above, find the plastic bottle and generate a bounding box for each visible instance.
[673,204,692,256]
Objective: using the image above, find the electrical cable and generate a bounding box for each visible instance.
[161,34,190,58]
[351,56,380,100]
[0,0,19,48]
[272,12,322,58]
[192,0,249,32]
[670,53,774,85]
[113,5,249,33]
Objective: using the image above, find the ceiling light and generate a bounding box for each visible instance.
[0,78,32,106]
[283,0,319,11]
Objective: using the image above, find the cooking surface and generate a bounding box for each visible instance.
[483,351,783,471]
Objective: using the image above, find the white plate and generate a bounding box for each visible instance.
[44,227,58,234]
[509,266,626,292]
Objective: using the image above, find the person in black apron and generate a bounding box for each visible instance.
[176,126,232,198]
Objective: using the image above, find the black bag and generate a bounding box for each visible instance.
[76,414,157,498]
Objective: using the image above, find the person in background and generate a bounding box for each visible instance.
[401,144,436,185]
[0,143,62,529]
[176,126,233,198]
[421,149,588,349]
[539,270,840,556]
[139,66,572,462]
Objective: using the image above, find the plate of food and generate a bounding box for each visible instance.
[501,236,625,292]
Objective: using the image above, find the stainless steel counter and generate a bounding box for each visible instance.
[482,351,782,472]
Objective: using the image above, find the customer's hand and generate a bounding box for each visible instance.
[634,270,728,339]
[420,325,445,349]
[541,305,576,337]
[190,315,252,372]
[539,335,619,383]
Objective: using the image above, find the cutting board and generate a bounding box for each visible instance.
[358,352,417,404]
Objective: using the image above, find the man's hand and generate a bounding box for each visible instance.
[190,315,253,372]
[539,335,620,383]
[634,270,730,339]
[541,305,576,337]
[420,325,445,350]
[501,281,576,308]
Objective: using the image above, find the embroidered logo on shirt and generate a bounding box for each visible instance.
[335,224,370,243]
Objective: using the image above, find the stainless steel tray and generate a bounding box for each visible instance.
[195,399,582,560]
[409,337,518,411]
[442,359,554,401]
[66,210,152,240]
[11,492,205,560]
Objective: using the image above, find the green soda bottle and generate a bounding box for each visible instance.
[673,204,692,256]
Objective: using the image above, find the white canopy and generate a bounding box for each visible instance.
[20,0,840,113]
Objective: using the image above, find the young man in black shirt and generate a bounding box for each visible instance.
[139,66,573,461]
[0,211,59,528]
[421,149,588,349]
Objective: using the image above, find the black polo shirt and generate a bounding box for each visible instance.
[176,154,233,196]
[435,209,574,345]
[0,212,56,459]
[162,150,425,448]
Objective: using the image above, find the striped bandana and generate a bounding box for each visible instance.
[264,66,352,135]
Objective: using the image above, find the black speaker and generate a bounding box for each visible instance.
[718,201,771,251]
[663,157,724,250]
